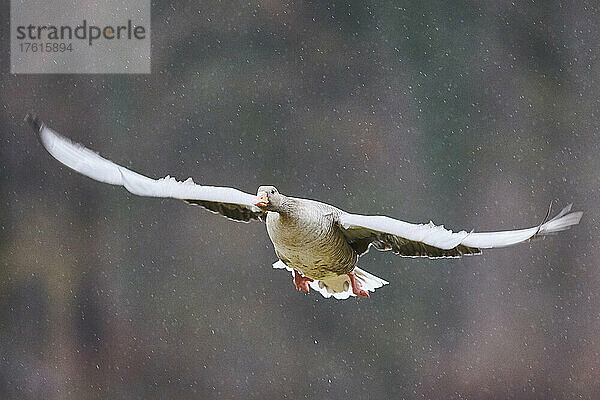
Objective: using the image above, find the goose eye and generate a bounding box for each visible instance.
[271,190,275,194]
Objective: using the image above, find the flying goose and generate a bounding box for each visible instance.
[25,114,583,300]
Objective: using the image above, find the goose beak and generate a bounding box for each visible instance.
[254,193,269,207]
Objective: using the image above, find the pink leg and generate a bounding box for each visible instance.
[348,272,370,298]
[293,270,314,293]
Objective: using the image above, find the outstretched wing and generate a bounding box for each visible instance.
[26,114,266,222]
[338,204,582,258]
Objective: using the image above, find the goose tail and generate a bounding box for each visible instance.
[273,261,388,300]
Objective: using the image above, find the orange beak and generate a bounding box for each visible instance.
[254,193,269,207]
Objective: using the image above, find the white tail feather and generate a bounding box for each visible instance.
[272,260,388,300]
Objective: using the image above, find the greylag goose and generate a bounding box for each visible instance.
[26,115,583,300]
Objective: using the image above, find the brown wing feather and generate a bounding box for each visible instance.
[184,199,266,222]
[345,229,481,258]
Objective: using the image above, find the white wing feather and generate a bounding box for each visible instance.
[340,204,582,250]
[30,116,261,211]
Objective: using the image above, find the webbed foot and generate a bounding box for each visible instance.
[293,270,314,293]
[348,272,370,298]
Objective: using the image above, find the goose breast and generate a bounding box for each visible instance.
[265,200,358,279]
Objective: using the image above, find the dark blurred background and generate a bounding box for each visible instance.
[1,1,598,399]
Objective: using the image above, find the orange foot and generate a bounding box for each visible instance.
[348,272,370,298]
[293,270,314,292]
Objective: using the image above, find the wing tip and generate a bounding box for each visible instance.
[25,113,44,133]
[538,204,583,234]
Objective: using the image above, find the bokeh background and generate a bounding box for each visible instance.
[1,1,599,399]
